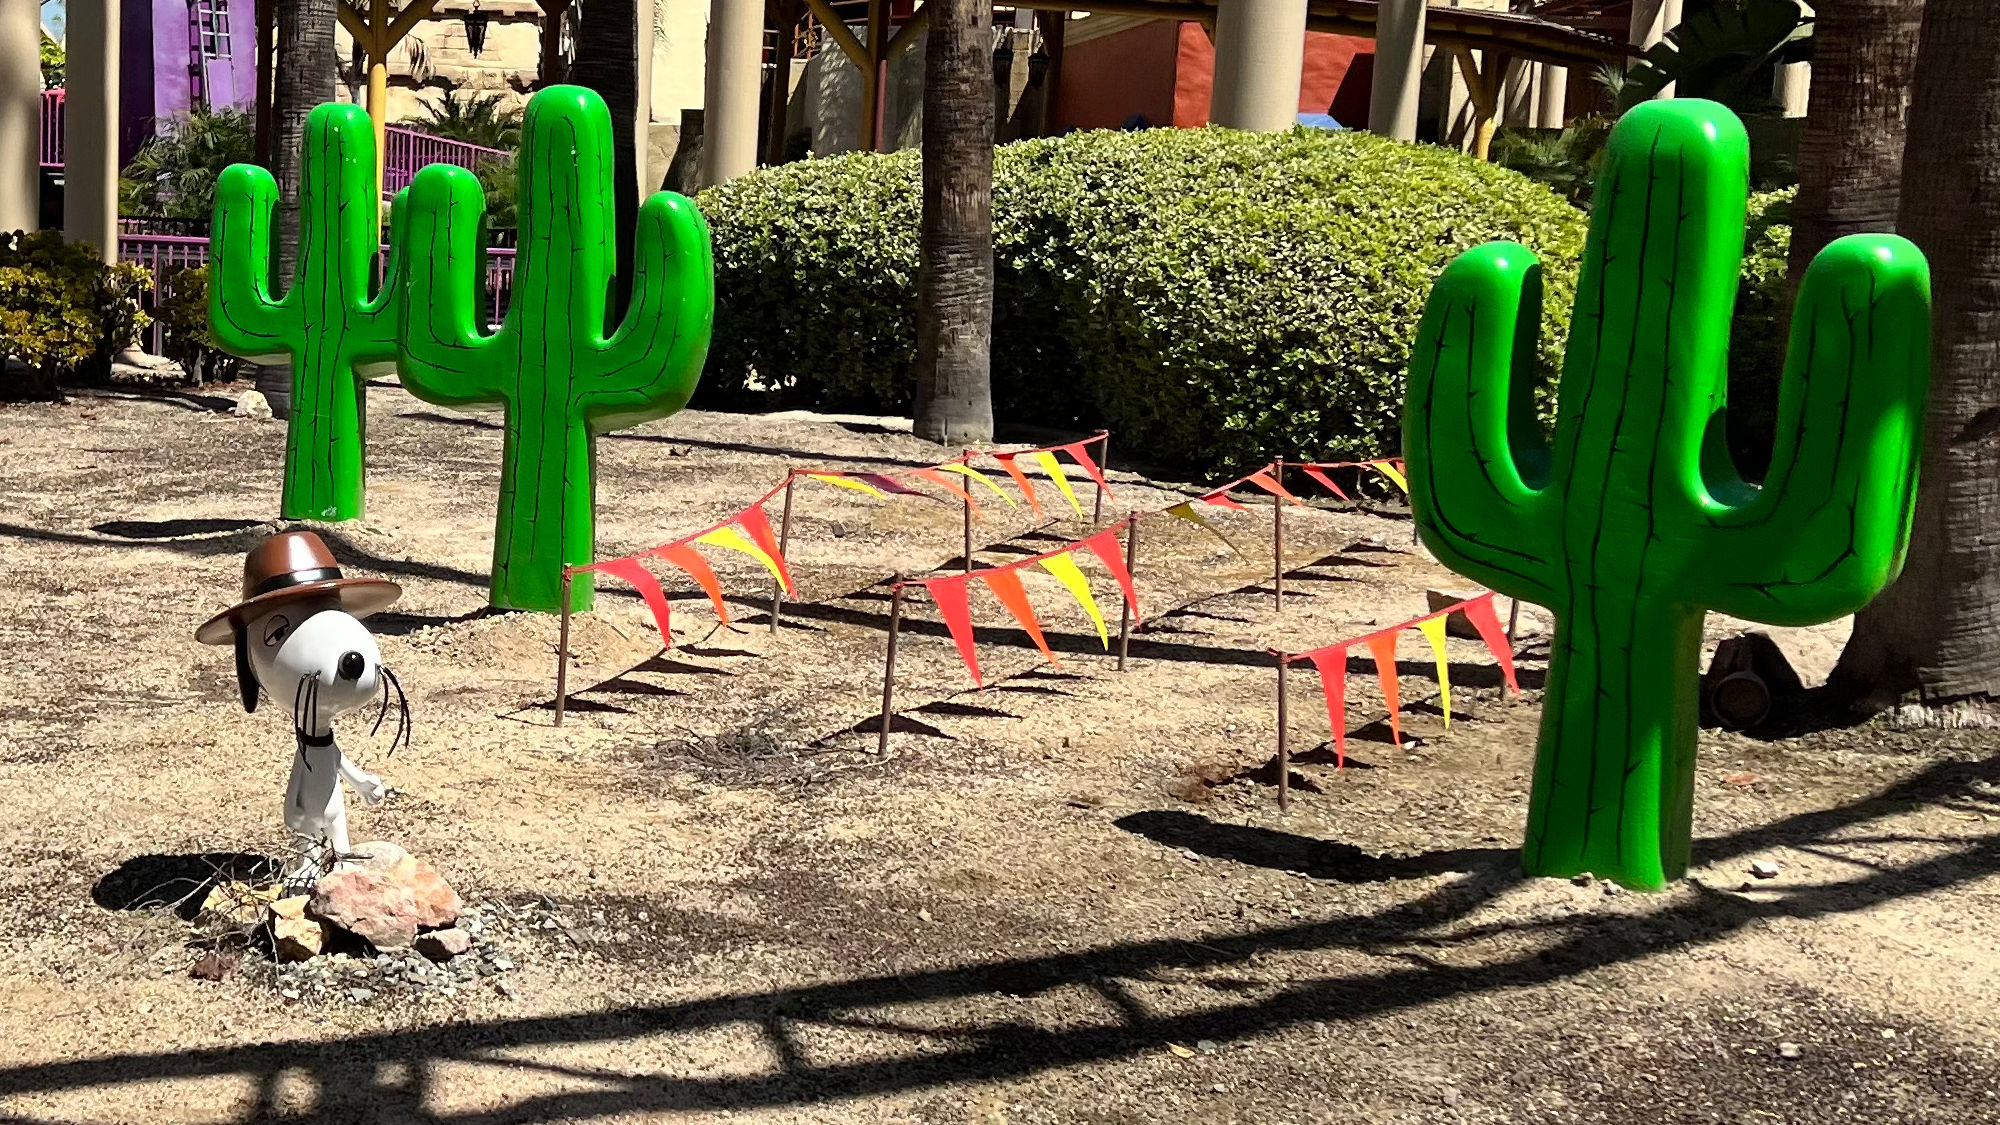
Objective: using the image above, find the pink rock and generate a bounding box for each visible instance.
[387,856,463,930]
[309,870,420,949]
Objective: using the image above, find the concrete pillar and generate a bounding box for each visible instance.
[702,0,764,185]
[64,0,120,261]
[1630,0,1683,98]
[1775,61,1810,118]
[1211,0,1307,131]
[0,0,41,232]
[1536,63,1568,128]
[636,0,655,194]
[1368,0,1427,141]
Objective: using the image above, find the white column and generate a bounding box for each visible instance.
[1210,0,1307,131]
[1775,61,1810,117]
[1630,0,1684,98]
[1502,59,1536,127]
[0,0,41,232]
[702,0,764,185]
[64,0,120,261]
[636,0,655,195]
[1368,0,1427,141]
[1536,63,1568,128]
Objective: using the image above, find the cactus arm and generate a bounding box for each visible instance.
[1692,234,1931,624]
[208,164,292,363]
[1406,242,1560,605]
[585,190,717,427]
[397,164,502,406]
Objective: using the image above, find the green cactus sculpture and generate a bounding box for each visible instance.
[398,85,715,613]
[210,103,402,522]
[1405,100,1930,890]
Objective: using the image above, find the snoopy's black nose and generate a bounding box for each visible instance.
[337,651,367,682]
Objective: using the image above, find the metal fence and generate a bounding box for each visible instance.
[382,126,512,194]
[39,89,63,168]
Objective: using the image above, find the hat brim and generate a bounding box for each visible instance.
[194,577,403,645]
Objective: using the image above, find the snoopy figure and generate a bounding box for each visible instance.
[197,531,410,885]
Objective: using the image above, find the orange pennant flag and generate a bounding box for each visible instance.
[1245,468,1303,505]
[1365,632,1403,749]
[1083,529,1139,620]
[980,567,1057,666]
[589,557,674,649]
[912,467,981,515]
[655,544,730,625]
[735,504,796,596]
[994,454,1046,518]
[1301,464,1349,501]
[923,576,984,688]
[1303,646,1349,768]
[1462,593,1521,693]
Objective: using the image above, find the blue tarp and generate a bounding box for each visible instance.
[1297,113,1344,130]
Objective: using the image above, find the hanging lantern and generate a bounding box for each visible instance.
[463,6,491,57]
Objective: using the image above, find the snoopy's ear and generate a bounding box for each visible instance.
[234,629,259,713]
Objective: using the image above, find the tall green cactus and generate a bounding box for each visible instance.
[399,85,715,613]
[1406,100,1930,890]
[210,103,401,522]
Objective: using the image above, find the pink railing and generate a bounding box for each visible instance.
[383,126,512,194]
[40,89,64,168]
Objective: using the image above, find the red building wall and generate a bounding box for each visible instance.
[1056,21,1377,133]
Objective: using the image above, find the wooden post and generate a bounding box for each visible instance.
[1272,460,1285,613]
[1091,433,1109,524]
[763,0,802,165]
[1036,9,1066,138]
[1508,596,1521,647]
[1276,653,1291,814]
[863,0,889,151]
[554,570,574,727]
[962,487,974,574]
[1116,515,1139,671]
[769,474,797,634]
[878,577,906,754]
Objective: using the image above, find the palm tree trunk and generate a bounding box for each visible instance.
[1832,1,2000,710]
[913,0,995,445]
[272,0,337,280]
[566,0,640,314]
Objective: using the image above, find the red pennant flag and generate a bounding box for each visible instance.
[1201,490,1247,511]
[735,504,796,595]
[911,468,980,514]
[1062,440,1114,498]
[1301,464,1349,501]
[1462,594,1521,693]
[1082,528,1139,620]
[1365,632,1403,749]
[1245,469,1303,505]
[1303,645,1350,768]
[994,454,1046,517]
[855,472,931,498]
[591,557,674,649]
[655,544,730,625]
[923,577,984,688]
[980,567,1057,666]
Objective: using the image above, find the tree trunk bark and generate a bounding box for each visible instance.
[272,0,337,281]
[567,0,641,315]
[1833,1,2000,709]
[913,0,995,445]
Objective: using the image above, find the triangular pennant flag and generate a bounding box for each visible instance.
[733,505,797,595]
[912,467,981,515]
[590,557,674,649]
[803,472,889,499]
[1303,646,1350,768]
[1301,464,1349,501]
[1037,551,1108,648]
[855,472,931,498]
[937,461,1017,508]
[1372,460,1410,493]
[1201,490,1248,511]
[1462,594,1521,693]
[1245,469,1304,506]
[993,454,1046,517]
[1028,449,1085,517]
[1166,502,1246,557]
[1082,528,1139,620]
[655,543,730,625]
[923,577,984,688]
[980,567,1057,666]
[695,524,791,593]
[1365,632,1403,749]
[1062,440,1114,497]
[1415,616,1453,729]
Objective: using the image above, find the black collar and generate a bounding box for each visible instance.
[297,730,335,748]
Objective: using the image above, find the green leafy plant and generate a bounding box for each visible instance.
[0,230,150,401]
[1617,0,1814,114]
[404,89,522,150]
[697,126,1590,477]
[41,32,63,89]
[1490,116,1614,207]
[120,108,257,220]
[155,266,238,384]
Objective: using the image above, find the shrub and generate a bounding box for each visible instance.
[1726,186,1794,479]
[119,108,257,221]
[698,127,1588,476]
[155,266,238,384]
[0,231,151,401]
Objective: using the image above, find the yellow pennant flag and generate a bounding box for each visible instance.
[803,472,888,499]
[938,462,1018,508]
[1029,449,1085,517]
[1373,461,1410,493]
[694,526,788,587]
[1038,551,1108,648]
[1415,616,1452,728]
[1166,501,1246,557]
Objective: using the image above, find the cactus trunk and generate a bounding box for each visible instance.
[492,407,595,613]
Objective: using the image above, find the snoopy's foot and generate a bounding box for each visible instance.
[282,837,333,894]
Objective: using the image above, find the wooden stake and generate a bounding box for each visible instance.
[1092,433,1109,524]
[554,569,573,727]
[1116,514,1139,671]
[768,474,797,634]
[1276,653,1291,814]
[878,577,906,754]
[1272,460,1286,613]
[1508,596,1521,647]
[962,484,973,574]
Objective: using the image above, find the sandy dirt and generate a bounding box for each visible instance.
[0,382,1997,1124]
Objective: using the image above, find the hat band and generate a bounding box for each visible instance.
[250,566,344,598]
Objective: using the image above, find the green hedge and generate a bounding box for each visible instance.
[697,127,1588,476]
[1727,187,1794,478]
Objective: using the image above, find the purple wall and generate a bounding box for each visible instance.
[119,0,257,164]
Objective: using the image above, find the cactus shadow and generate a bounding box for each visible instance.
[1114,810,1514,883]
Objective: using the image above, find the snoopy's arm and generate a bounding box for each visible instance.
[337,754,387,806]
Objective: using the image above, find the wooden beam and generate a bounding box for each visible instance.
[1451,45,1502,161]
[801,0,870,71]
[863,0,887,152]
[886,4,929,57]
[386,0,443,48]
[336,0,373,48]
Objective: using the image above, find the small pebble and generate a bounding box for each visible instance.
[1778,1042,1802,1059]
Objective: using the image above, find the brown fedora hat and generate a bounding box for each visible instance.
[194,531,403,645]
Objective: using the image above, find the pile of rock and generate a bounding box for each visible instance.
[200,842,472,966]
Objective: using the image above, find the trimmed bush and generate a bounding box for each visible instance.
[0,231,151,401]
[698,127,1588,475]
[1726,186,1794,478]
